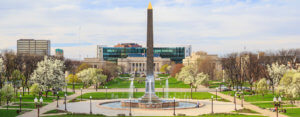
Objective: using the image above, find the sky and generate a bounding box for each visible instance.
[0,0,299,60]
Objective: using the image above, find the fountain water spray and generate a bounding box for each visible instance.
[129,78,134,99]
[165,78,169,99]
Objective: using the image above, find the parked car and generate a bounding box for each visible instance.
[217,85,232,91]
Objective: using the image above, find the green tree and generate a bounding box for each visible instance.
[256,78,269,96]
[11,70,23,97]
[160,64,169,74]
[30,83,41,97]
[1,84,14,110]
[75,63,90,73]
[66,74,81,83]
[277,71,300,105]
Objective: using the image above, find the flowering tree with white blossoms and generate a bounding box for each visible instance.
[256,78,269,96]
[267,62,287,93]
[76,68,107,89]
[277,71,300,104]
[30,56,65,97]
[177,65,209,90]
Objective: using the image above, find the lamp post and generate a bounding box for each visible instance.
[173,97,176,116]
[105,86,108,99]
[234,93,237,111]
[34,97,43,117]
[80,88,83,101]
[19,95,22,112]
[90,96,92,114]
[273,96,281,117]
[190,85,193,99]
[215,88,218,100]
[129,97,132,116]
[56,92,59,108]
[64,93,67,111]
[211,95,214,114]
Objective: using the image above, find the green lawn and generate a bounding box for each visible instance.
[243,94,289,102]
[233,108,259,114]
[7,102,47,109]
[221,91,253,97]
[208,81,226,88]
[0,109,20,117]
[44,109,67,114]
[251,102,296,109]
[103,77,191,88]
[44,113,265,117]
[283,108,300,117]
[78,92,221,100]
[14,91,74,103]
[67,83,84,89]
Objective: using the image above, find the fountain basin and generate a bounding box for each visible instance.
[121,100,179,108]
[99,100,201,110]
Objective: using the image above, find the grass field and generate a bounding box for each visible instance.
[283,108,300,117]
[251,102,296,109]
[0,109,19,117]
[78,92,222,100]
[14,91,74,103]
[103,77,191,88]
[67,83,84,89]
[7,102,47,109]
[233,108,259,114]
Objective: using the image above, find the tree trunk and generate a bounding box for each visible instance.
[46,90,49,98]
[27,87,30,95]
[272,85,275,95]
[6,99,8,110]
[22,87,25,96]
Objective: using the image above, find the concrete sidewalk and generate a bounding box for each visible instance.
[212,92,288,117]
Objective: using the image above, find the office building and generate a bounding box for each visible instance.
[97,44,191,63]
[55,49,64,57]
[17,39,50,56]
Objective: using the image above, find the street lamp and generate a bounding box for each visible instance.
[129,97,132,116]
[105,86,108,99]
[80,88,83,101]
[234,93,237,111]
[211,95,214,114]
[215,88,218,100]
[273,96,281,117]
[19,95,22,112]
[64,93,67,111]
[56,92,59,108]
[34,97,43,117]
[90,96,92,114]
[173,97,176,116]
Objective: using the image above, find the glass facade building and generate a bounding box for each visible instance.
[97,45,191,63]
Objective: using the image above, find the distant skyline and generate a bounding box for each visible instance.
[0,0,300,60]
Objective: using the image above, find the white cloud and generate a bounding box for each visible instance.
[0,0,299,59]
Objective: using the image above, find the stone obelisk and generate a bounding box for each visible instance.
[141,2,159,103]
[146,2,154,78]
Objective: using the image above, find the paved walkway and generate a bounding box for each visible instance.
[57,99,242,116]
[212,92,288,117]
[16,87,215,117]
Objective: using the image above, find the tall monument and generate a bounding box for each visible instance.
[121,2,179,108]
[140,2,159,103]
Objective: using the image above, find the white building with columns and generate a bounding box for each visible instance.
[117,56,171,74]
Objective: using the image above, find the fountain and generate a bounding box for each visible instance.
[165,78,169,99]
[99,2,198,110]
[129,78,134,99]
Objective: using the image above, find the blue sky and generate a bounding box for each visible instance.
[0,0,299,59]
